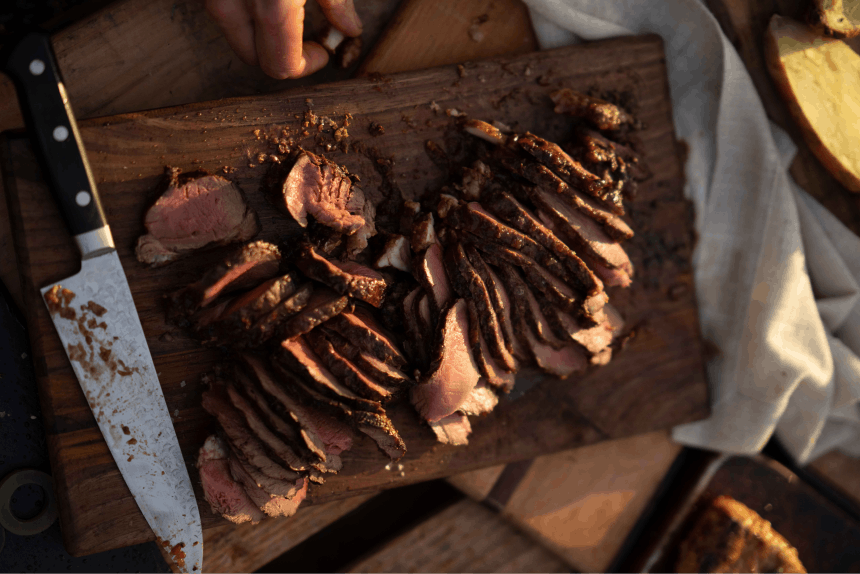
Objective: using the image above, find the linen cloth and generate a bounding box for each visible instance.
[523,0,860,463]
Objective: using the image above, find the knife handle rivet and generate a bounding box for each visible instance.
[52,125,69,142]
[28,59,45,76]
[75,191,91,207]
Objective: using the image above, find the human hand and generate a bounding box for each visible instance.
[205,0,362,79]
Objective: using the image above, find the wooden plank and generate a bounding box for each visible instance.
[3,36,708,555]
[447,465,506,502]
[497,431,681,573]
[202,494,373,573]
[359,0,537,75]
[343,499,570,573]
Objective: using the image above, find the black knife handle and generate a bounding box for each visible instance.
[4,32,108,238]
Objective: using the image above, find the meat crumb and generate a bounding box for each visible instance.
[429,101,442,114]
[334,127,349,142]
[457,64,466,77]
[368,122,385,136]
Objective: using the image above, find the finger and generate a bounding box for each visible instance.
[269,40,328,79]
[317,0,362,37]
[250,0,306,79]
[205,0,258,66]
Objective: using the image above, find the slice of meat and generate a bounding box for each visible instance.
[345,196,377,256]
[228,456,307,518]
[417,293,433,334]
[319,327,413,387]
[279,288,350,340]
[445,202,576,289]
[550,88,638,131]
[137,169,259,266]
[241,354,351,467]
[458,381,500,415]
[295,244,387,307]
[231,366,322,471]
[513,132,606,197]
[500,269,566,348]
[473,240,584,315]
[576,128,650,182]
[486,266,529,362]
[279,151,366,233]
[401,286,427,369]
[520,319,588,379]
[462,119,507,145]
[474,328,517,392]
[579,252,632,288]
[353,410,407,460]
[200,381,301,482]
[378,279,413,334]
[189,298,233,343]
[328,310,408,368]
[429,413,472,446]
[539,297,614,355]
[197,435,265,524]
[228,453,303,499]
[410,299,482,422]
[243,283,315,346]
[225,381,310,473]
[515,161,633,238]
[399,200,421,236]
[436,193,461,219]
[456,160,493,201]
[410,212,439,253]
[533,194,633,275]
[305,330,396,402]
[485,191,604,294]
[413,243,453,321]
[217,273,301,333]
[276,338,384,414]
[463,245,514,356]
[375,234,412,272]
[168,241,281,319]
[445,243,516,371]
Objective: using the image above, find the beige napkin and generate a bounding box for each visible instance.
[523,0,860,464]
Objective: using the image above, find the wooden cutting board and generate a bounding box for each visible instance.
[1,35,709,556]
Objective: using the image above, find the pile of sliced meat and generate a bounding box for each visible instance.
[153,89,644,524]
[393,91,644,446]
[166,238,410,523]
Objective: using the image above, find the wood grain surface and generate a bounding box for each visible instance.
[343,499,570,573]
[359,0,537,75]
[2,36,708,556]
[497,430,681,573]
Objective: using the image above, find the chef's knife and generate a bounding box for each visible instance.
[3,32,202,572]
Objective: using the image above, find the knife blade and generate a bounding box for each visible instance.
[3,32,202,572]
